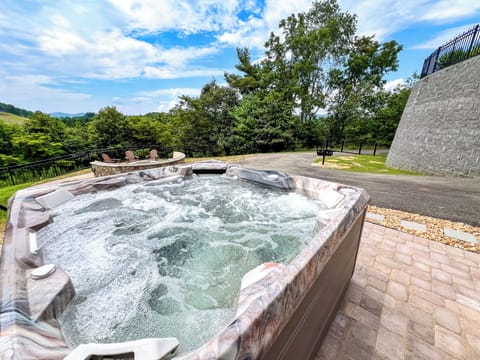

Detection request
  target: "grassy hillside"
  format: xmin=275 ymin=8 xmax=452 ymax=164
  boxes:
xmin=0 ymin=112 xmax=28 ymax=125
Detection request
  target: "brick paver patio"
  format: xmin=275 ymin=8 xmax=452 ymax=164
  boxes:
xmin=315 ymin=222 xmax=480 ymax=360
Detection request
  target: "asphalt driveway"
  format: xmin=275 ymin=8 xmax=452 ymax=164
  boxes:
xmin=238 ymin=152 xmax=480 ymax=227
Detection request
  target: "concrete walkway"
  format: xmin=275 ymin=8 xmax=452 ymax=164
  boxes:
xmin=315 ymin=223 xmax=480 ymax=360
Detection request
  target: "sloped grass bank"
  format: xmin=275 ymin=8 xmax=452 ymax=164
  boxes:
xmin=0 ymin=112 xmax=28 ymax=125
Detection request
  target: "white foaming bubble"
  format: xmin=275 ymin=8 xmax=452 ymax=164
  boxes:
xmin=41 ymin=175 xmax=324 ymax=353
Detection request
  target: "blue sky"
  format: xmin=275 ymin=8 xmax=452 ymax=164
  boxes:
xmin=1 ymin=0 xmax=479 ymax=115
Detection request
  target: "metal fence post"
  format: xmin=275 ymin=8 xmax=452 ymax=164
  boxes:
xmin=467 ymin=25 xmax=479 ymax=57
xmin=373 ymin=143 xmax=378 ymax=156
xmin=52 ymin=162 xmax=59 ymax=177
xmin=358 ymin=143 xmax=362 ymax=155
xmin=322 ymin=140 xmax=328 ymax=165
xmin=433 ymin=47 xmax=441 ymax=72
xmin=8 ymin=168 xmax=15 ymax=185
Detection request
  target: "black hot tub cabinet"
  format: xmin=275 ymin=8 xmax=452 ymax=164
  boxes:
xmin=0 ymin=161 xmax=369 ymax=360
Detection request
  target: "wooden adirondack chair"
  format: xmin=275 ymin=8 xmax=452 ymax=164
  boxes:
xmin=125 ymin=150 xmax=139 ymax=162
xmin=101 ymin=153 xmax=121 ymax=163
xmin=147 ymin=149 xmax=158 ymax=160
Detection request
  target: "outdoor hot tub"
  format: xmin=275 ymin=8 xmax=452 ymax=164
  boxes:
xmin=0 ymin=161 xmax=369 ymax=360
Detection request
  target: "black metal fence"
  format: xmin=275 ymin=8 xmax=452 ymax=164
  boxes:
xmin=1 ymin=140 xmax=391 ymax=187
xmin=316 ymin=139 xmax=390 ymax=164
xmin=0 ymin=145 xmax=174 ymax=187
xmin=421 ymin=24 xmax=480 ymax=78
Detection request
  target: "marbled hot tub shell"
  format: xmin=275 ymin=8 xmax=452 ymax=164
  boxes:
xmin=0 ymin=161 xmax=369 ymax=360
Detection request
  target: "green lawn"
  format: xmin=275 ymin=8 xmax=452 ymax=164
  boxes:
xmin=0 ymin=169 xmax=92 ymax=225
xmin=0 ymin=112 xmax=29 ymax=125
xmin=0 ymin=183 xmax=35 ymax=222
xmin=315 ymin=154 xmax=422 ymax=175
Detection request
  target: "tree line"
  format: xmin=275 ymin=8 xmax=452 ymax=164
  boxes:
xmin=0 ymin=0 xmax=414 ymax=167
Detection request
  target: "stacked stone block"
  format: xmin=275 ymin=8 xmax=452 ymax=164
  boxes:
xmin=387 ymin=56 xmax=480 ymax=177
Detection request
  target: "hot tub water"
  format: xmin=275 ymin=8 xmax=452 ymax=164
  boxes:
xmin=38 ymin=175 xmax=326 ymax=353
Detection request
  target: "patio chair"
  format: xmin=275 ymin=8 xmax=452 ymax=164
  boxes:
xmin=101 ymin=153 xmax=121 ymax=163
xmin=146 ymin=149 xmax=158 ymax=160
xmin=125 ymin=150 xmax=139 ymax=162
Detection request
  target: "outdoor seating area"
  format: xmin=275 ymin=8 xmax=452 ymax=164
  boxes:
xmin=102 ymin=150 xmax=155 ymax=164
xmin=91 ymin=151 xmax=186 ymax=177
xmin=101 ymin=149 xmax=163 ymax=163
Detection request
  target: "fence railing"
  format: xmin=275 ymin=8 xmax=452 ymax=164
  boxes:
xmin=421 ymin=25 xmax=480 ymax=78
xmin=0 ymin=145 xmax=175 ymax=187
xmin=1 ymin=141 xmax=391 ymax=187
xmin=316 ymin=139 xmax=390 ymax=164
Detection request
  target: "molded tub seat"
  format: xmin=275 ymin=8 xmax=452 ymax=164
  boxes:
xmin=0 ymin=161 xmax=369 ymax=360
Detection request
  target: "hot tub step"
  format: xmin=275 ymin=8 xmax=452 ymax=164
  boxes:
xmin=64 ymin=337 xmax=179 ymax=360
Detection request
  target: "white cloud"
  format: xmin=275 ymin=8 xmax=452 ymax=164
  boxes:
xmin=139 ymin=88 xmax=201 ymax=97
xmin=340 ymin=0 xmax=480 ymax=40
xmin=35 ymin=25 xmax=221 ymax=79
xmin=216 ymin=16 xmax=269 ymax=48
xmin=5 ymin=0 xmax=479 ymax=84
xmin=39 ymin=30 xmax=89 ymax=56
xmin=217 ymin=0 xmax=312 ymax=49
xmin=113 ymin=87 xmax=202 ymax=114
xmin=412 ymin=23 xmax=478 ymax=49
xmin=156 ymin=46 xmax=220 ymax=67
xmin=2 ymin=1 xmax=224 ymax=81
xmin=263 ymin=0 xmax=312 ymax=29
xmin=215 ymin=0 xmax=480 ymax=49
xmin=108 ymin=0 xmax=243 ymax=34
xmin=143 ymin=67 xmax=224 ymax=79
xmin=0 ymin=74 xmax=94 ymax=113
xmin=384 ymin=78 xmax=405 ymax=92
xmin=420 ymin=0 xmax=480 ymax=22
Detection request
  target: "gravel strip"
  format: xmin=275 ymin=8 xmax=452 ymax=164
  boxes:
xmin=366 ymin=205 xmax=480 ymax=253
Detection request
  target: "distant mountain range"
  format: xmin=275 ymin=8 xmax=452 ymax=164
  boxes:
xmin=49 ymin=112 xmax=86 ymax=118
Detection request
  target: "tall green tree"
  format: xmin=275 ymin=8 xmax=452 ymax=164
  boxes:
xmin=87 ymin=106 xmax=129 ymax=147
xmin=262 ymin=0 xmax=357 ymax=121
xmin=224 ymin=48 xmax=263 ymax=95
xmin=373 ymin=83 xmax=412 ymax=144
xmin=172 ymin=81 xmax=239 ymax=155
xmin=327 ymin=36 xmax=402 ymax=142
xmin=11 ymin=112 xmax=67 ymax=161
xmin=226 ymin=0 xmax=402 ymax=149
xmin=342 ymin=77 xmax=414 ymax=145
xmin=127 ymin=115 xmax=161 ymax=146
xmin=0 ymin=121 xmax=22 ymax=165
xmin=11 ymin=133 xmax=64 ymax=160
xmin=24 ymin=111 xmax=67 ymax=143
xmin=231 ymin=90 xmax=297 ymax=153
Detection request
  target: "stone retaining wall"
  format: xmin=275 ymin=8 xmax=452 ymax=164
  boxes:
xmin=90 ymin=151 xmax=186 ymax=177
xmin=386 ymin=56 xmax=480 ymax=177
